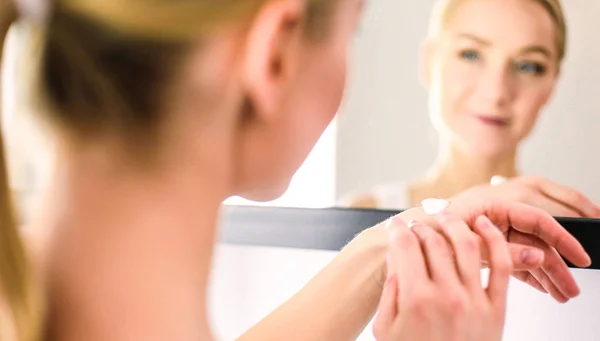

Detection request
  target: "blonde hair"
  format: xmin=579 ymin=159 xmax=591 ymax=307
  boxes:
xmin=0 ymin=0 xmax=334 ymax=339
xmin=0 ymin=4 xmax=43 ymax=341
xmin=428 ymin=0 xmax=567 ymax=62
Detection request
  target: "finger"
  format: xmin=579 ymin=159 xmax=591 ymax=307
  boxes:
xmin=474 ymin=216 xmax=513 ymax=306
xmin=522 ymin=176 xmax=600 ymax=218
xmin=480 ymin=243 xmax=544 ymax=271
xmin=375 ymin=273 xmax=399 ymax=328
xmin=483 ymin=201 xmax=591 ymax=268
xmin=476 ymin=237 xmax=544 ymax=271
xmin=506 ymin=243 xmax=545 ymax=271
xmin=387 ymin=217 xmax=430 ymax=306
xmin=512 ymin=271 xmax=548 ymax=294
xmin=509 ymin=230 xmax=580 ymax=298
xmin=528 ymin=268 xmax=570 ymax=303
xmin=435 ymin=213 xmax=482 ymax=293
xmin=411 ymin=222 xmax=459 ymax=285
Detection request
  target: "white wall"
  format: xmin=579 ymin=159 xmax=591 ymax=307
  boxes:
xmin=209 ymin=244 xmax=600 ymax=341
xmin=336 ymin=0 xmax=600 ymax=202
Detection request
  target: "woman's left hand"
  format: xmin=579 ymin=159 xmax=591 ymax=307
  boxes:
xmin=395 ymin=195 xmax=591 ymax=303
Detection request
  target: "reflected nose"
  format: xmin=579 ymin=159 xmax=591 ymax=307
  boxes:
xmin=476 ymin=65 xmax=515 ymax=109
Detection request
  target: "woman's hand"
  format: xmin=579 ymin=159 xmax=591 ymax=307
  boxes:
xmin=397 ymin=194 xmax=591 ymax=303
xmin=373 ymin=215 xmax=511 ymax=341
xmin=467 ymin=175 xmax=600 ymax=218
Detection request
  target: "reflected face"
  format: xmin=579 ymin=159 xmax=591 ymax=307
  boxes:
xmin=426 ymin=0 xmax=559 ymax=156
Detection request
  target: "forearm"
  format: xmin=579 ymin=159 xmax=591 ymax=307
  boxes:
xmin=237 ymin=226 xmax=388 ymax=341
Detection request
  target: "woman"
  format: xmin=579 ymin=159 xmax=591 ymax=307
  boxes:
xmin=345 ymin=0 xmax=600 ymax=218
xmin=0 ymin=0 xmax=591 ymax=340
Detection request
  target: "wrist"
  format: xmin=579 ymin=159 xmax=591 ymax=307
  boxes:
xmin=345 ymin=208 xmax=430 ymax=285
xmin=341 ymin=206 xmax=445 ymax=287
xmin=344 ymin=225 xmax=388 ymax=287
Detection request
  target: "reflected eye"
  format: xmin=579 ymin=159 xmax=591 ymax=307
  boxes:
xmin=460 ymin=50 xmax=479 ymax=61
xmin=515 ymin=61 xmax=546 ymax=75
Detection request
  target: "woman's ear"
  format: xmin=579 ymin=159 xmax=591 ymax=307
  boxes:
xmin=241 ymin=0 xmax=304 ymax=123
xmin=419 ymin=39 xmax=434 ymax=90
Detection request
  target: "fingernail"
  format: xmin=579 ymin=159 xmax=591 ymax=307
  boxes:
xmin=407 ymin=220 xmax=418 ymax=228
xmin=384 ymin=218 xmax=395 ymax=231
xmin=385 ymin=215 xmax=405 ymax=231
xmin=476 ymin=215 xmax=491 ymax=228
xmin=522 ymin=249 xmax=544 ymax=265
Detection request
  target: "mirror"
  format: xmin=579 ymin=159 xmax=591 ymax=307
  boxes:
xmin=334 ymin=0 xmax=600 ymax=210
xmin=219 ymin=0 xmax=600 ymax=211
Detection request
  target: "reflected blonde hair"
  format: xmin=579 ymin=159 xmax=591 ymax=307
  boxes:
xmin=0 ymin=0 xmax=335 ymax=339
xmin=428 ymin=0 xmax=567 ymax=62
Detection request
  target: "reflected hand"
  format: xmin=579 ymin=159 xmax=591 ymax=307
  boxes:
xmin=471 ymin=175 xmax=600 ymax=218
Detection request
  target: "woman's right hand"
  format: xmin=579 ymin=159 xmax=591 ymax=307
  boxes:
xmin=373 ymin=214 xmax=512 ymax=341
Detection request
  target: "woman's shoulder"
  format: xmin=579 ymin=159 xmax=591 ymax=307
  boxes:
xmin=339 ymin=181 xmax=411 ymax=210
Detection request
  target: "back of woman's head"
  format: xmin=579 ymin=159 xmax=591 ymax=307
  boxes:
xmin=40 ymin=0 xmax=339 ymax=146
xmin=40 ymin=0 xmax=354 ymax=200
xmin=0 ymin=0 xmax=350 ymax=339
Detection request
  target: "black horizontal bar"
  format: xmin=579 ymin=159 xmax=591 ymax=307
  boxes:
xmin=218 ymin=205 xmax=600 ymax=270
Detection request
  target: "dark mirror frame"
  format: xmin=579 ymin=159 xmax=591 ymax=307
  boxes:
xmin=219 ymin=205 xmax=600 ymax=270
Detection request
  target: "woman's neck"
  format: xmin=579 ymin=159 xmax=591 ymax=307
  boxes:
xmin=50 ymin=142 xmax=227 ymax=246
xmin=34 ymin=142 xmax=231 ymax=336
xmin=410 ymin=141 xmax=519 ymax=204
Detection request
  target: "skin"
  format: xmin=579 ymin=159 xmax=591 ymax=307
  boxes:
xmin=346 ymin=0 xmax=600 ymax=218
xmin=374 ymin=215 xmax=512 ymax=341
xmin=27 ymin=0 xmax=590 ymax=341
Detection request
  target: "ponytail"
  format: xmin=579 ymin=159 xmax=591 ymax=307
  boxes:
xmin=0 ymin=0 xmax=42 ymax=339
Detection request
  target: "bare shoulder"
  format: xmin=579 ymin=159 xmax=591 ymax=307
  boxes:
xmin=339 ymin=192 xmax=380 ymax=209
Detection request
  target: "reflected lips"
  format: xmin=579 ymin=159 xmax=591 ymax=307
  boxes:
xmin=476 ymin=115 xmax=509 ymax=127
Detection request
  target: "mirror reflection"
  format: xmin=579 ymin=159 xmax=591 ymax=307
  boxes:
xmin=221 ymin=0 xmax=600 ymax=215
xmin=343 ymin=0 xmax=566 ymax=209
